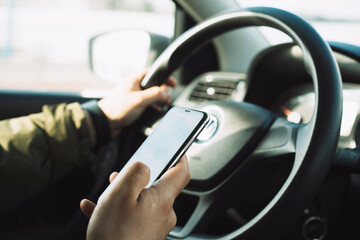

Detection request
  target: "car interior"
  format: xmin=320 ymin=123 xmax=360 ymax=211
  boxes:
xmin=1 ymin=0 xmax=360 ymax=239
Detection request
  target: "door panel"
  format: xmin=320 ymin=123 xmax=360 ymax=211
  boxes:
xmin=0 ymin=90 xmax=93 ymax=120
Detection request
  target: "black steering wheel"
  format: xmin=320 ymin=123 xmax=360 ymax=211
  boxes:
xmin=139 ymin=7 xmax=342 ymax=239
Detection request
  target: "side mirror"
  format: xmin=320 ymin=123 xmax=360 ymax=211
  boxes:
xmin=89 ymin=30 xmax=170 ymax=83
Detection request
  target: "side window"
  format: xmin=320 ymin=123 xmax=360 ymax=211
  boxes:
xmin=0 ymin=0 xmax=175 ymax=94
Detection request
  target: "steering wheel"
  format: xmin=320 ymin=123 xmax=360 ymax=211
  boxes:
xmin=139 ymin=7 xmax=342 ymax=239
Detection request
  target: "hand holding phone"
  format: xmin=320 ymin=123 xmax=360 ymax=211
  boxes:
xmin=99 ymin=106 xmax=208 ymax=201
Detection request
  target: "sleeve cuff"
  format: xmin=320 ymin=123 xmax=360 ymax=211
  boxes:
xmin=81 ymin=100 xmax=111 ymax=151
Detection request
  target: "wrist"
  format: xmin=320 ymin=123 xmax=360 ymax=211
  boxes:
xmin=97 ymin=98 xmax=123 ymax=139
xmin=81 ymin=100 xmax=112 ymax=151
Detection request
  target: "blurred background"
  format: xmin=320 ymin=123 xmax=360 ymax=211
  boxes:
xmin=240 ymin=0 xmax=360 ymax=46
xmin=0 ymin=0 xmax=175 ymax=93
xmin=0 ymin=0 xmax=359 ymax=94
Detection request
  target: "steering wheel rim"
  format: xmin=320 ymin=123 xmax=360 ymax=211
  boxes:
xmin=141 ymin=7 xmax=342 ymax=239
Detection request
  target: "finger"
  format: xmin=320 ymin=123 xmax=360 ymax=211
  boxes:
xmin=153 ymin=156 xmax=190 ymax=198
xmin=133 ymin=71 xmax=148 ymax=86
xmin=80 ymin=199 xmax=96 ymax=218
xmin=111 ymin=161 xmax=151 ymax=202
xmin=139 ymin=85 xmax=172 ymax=106
xmin=136 ymin=72 xmax=176 ymax=89
xmin=109 ymin=172 xmax=118 ymax=183
xmin=164 ymin=76 xmax=177 ymax=88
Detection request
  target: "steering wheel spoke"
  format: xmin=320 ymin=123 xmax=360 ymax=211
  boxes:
xmin=252 ymin=117 xmax=299 ymax=161
xmin=171 ymin=192 xmax=215 ymax=238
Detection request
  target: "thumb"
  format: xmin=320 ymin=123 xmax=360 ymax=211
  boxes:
xmin=139 ymin=85 xmax=172 ymax=106
xmin=153 ymin=156 xmax=190 ymax=198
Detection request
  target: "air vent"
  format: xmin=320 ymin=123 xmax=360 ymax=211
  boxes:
xmin=189 ymin=80 xmax=239 ymax=102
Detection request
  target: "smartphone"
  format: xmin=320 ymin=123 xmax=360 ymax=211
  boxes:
xmin=127 ymin=106 xmax=209 ymax=188
xmin=100 ymin=107 xmax=208 ymax=200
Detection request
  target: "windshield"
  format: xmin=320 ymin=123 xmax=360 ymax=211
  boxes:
xmin=239 ymin=0 xmax=360 ymax=46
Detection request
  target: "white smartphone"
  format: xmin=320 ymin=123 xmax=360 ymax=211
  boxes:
xmin=99 ymin=106 xmax=208 ymax=201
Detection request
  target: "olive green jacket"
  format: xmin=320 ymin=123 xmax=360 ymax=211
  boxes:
xmin=0 ymin=103 xmax=94 ymax=214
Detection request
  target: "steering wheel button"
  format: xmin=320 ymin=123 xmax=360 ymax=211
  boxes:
xmin=196 ymin=114 xmax=218 ymax=142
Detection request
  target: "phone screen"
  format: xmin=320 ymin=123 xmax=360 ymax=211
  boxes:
xmin=123 ymin=107 xmax=208 ymax=188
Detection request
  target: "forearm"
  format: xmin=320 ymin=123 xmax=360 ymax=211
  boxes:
xmin=0 ymin=102 xmax=94 ymax=214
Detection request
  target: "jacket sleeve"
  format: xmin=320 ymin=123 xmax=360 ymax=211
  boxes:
xmin=0 ymin=102 xmax=94 ymax=214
